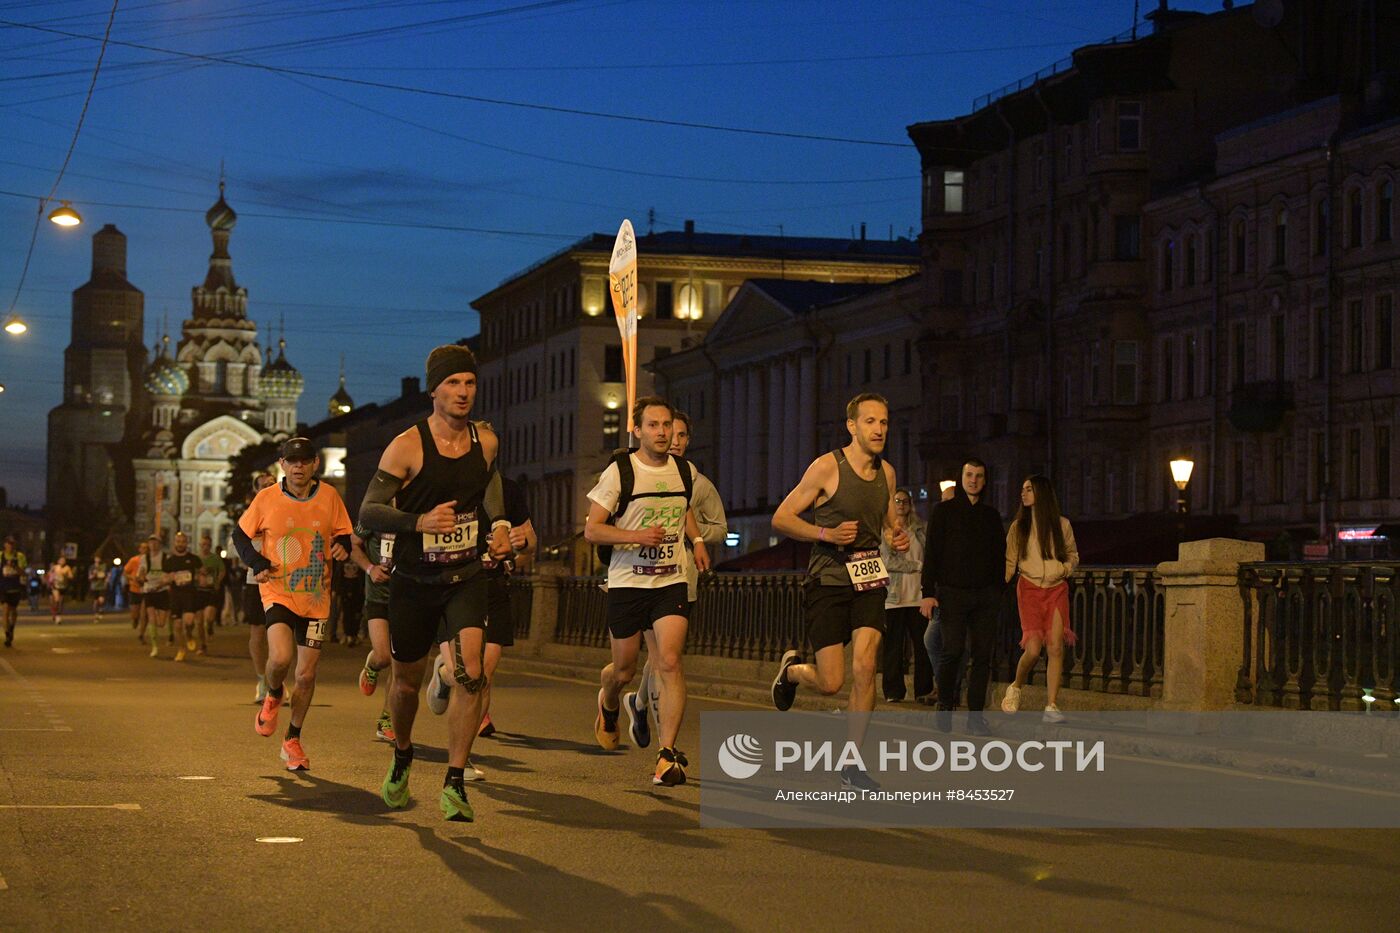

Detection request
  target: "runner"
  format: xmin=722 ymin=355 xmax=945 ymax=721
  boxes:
xmin=196 ymin=533 xmax=226 ymax=648
xmin=1 ymin=536 xmax=27 ymax=647
xmin=233 ymin=438 xmax=353 ymax=772
xmin=125 ymin=543 xmax=146 ymax=637
xmin=425 ymin=470 xmax=536 ymax=757
xmin=769 ymin=393 xmax=908 ymax=790
xmin=621 ymin=409 xmax=726 ymax=751
xmin=48 ymin=556 xmax=73 ymax=624
xmin=138 ymin=535 xmax=171 ymax=657
xmin=584 ymin=396 xmax=710 ymax=786
xmin=359 ymin=344 xmax=512 ymax=821
xmin=165 ymin=531 xmax=204 ymax=662
xmin=235 ymin=474 xmax=277 ymax=702
xmin=88 ymin=556 xmax=108 ymax=617
xmin=350 ymin=527 xmax=396 ymax=742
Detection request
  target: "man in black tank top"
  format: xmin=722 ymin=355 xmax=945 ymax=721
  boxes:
xmin=359 ymin=344 xmax=511 ymax=823
xmin=769 ymin=394 xmax=908 ymax=787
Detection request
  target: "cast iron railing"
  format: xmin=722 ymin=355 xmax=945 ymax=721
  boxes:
xmin=1237 ymin=562 xmax=1400 ymax=710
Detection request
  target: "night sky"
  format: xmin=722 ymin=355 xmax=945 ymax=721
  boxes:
xmin=0 ymin=0 xmax=1222 ymax=507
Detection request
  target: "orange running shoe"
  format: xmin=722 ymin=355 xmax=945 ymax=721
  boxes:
xmin=280 ymin=737 xmax=309 ymax=771
xmin=255 ymin=694 xmax=282 ymax=737
xmin=594 ymin=688 xmax=620 ymax=751
xmin=478 ymin=712 xmax=495 ymax=738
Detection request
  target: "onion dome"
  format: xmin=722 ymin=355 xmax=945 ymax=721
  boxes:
xmin=143 ymin=335 xmax=189 ymax=397
xmin=258 ymin=337 xmax=304 ymax=402
xmin=328 ymin=375 xmax=354 ymax=416
xmin=205 ymin=180 xmax=237 ymax=231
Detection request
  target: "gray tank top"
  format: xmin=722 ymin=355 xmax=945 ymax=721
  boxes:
xmin=808 ymin=448 xmax=889 ymax=586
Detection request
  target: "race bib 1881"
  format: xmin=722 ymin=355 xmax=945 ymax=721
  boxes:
xmin=422 ymin=512 xmax=478 ymax=565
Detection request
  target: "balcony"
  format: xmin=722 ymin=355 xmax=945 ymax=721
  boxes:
xmin=1228 ymin=380 xmax=1294 ymax=433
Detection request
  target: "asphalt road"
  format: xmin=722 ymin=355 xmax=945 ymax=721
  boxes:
xmin=1 ymin=607 xmax=1396 ymax=932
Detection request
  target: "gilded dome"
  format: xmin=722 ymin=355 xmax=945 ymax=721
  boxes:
xmin=328 ymin=377 xmax=354 ymax=416
xmin=258 ymin=338 xmax=304 ymax=402
xmin=143 ymin=338 xmax=188 ymax=397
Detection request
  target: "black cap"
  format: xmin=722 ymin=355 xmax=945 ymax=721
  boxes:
xmin=279 ymin=437 xmax=317 ymax=461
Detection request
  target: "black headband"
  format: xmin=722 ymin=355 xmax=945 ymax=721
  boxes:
xmin=426 ymin=346 xmax=477 ymax=393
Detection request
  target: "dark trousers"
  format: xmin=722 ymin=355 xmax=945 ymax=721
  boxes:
xmin=882 ymin=606 xmax=933 ymax=700
xmin=936 ymin=584 xmax=1002 ymax=712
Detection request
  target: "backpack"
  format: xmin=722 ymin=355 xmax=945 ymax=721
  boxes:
xmin=596 ymin=449 xmax=694 ymax=566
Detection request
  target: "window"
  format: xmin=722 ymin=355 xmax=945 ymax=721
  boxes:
xmin=1160 ymin=339 xmax=1175 ymax=401
xmin=654 ymin=282 xmax=674 ymax=320
xmin=1160 ymin=238 xmax=1174 ymax=292
xmin=603 ymin=344 xmax=623 ymax=382
xmin=1231 ymin=321 xmax=1247 ymax=388
xmin=1116 ymin=101 xmax=1142 ymax=151
xmin=1272 ymin=314 xmax=1287 ymax=382
xmin=602 ymin=410 xmax=620 ymax=451
xmin=943 ymin=170 xmax=964 ymax=213
xmin=704 ymin=281 xmax=722 ymax=316
xmin=1232 ymin=218 xmax=1247 ymax=273
xmin=1348 ymin=429 xmax=1362 ymax=499
xmin=1379 ymin=181 xmax=1394 ymax=242
xmin=1273 ymin=208 xmax=1288 ymax=267
xmin=1113 ymin=341 xmax=1139 ymax=405
xmin=923 ymin=172 xmax=936 ymax=216
xmin=1348 ymin=188 xmax=1364 ymax=249
xmin=882 ymin=344 xmax=891 ymax=379
xmin=1378 ymin=295 xmax=1395 ymax=370
xmin=1184 ymin=333 xmax=1197 ymax=396
xmin=1185 ymin=235 xmax=1197 ymax=286
xmin=1347 ymin=299 xmax=1364 ymax=373
xmin=1114 ymin=215 xmax=1140 ymax=260
xmin=1311 ymin=308 xmax=1326 ymax=378
xmin=677 ymin=283 xmax=700 ymax=320
xmin=1378 ymin=427 xmax=1392 ymax=498
xmin=1314 ymin=199 xmax=1329 ymax=256
xmin=570 ymin=347 xmax=577 ymax=386
xmin=1271 ymin=440 xmax=1285 ymax=503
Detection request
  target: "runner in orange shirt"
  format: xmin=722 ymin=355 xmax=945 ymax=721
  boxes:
xmin=232 ymin=438 xmax=353 ymax=772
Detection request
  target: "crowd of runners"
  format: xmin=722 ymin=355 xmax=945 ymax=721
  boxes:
xmin=1 ymin=341 xmax=1080 ymax=820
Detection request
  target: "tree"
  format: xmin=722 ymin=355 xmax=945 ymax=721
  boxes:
xmin=224 ymin=440 xmax=279 ymax=519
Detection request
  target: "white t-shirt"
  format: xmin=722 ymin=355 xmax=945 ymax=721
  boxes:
xmin=587 ymin=454 xmax=693 ymax=591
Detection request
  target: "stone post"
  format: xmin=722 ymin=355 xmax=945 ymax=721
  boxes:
xmin=524 ymin=563 xmax=567 ymax=653
xmin=1156 ymin=537 xmax=1264 ymax=710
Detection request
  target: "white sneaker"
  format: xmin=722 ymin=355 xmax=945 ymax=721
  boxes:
xmin=463 ymin=758 xmax=485 ymax=781
xmin=426 ymin=663 xmax=450 ymax=715
xmin=1001 ymin=685 xmax=1021 ymax=713
xmin=1042 ymin=704 xmax=1066 ymax=724
xmin=148 ymin=641 xmax=159 ymax=659
xmin=254 ymin=678 xmax=268 ymax=704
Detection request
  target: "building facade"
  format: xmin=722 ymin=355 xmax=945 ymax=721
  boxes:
xmin=472 ymin=226 xmax=919 ymax=557
xmin=909 ymin=1 xmax=1400 ymax=552
xmin=652 ymin=276 xmax=925 ymax=560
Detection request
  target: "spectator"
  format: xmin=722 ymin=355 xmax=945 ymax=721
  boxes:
xmin=881 ymin=488 xmax=931 ymax=703
xmin=1001 ymin=475 xmax=1078 ymax=723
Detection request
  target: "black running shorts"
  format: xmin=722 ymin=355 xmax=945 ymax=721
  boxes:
xmin=197 ymin=590 xmax=220 ymax=612
xmin=242 ymin=584 xmax=266 ymax=625
xmin=127 ymin=590 xmax=143 ymax=607
xmin=388 ymin=573 xmax=487 ymax=663
xmin=0 ymin=590 xmax=20 ymax=608
xmin=169 ymin=588 xmax=200 ymax=617
xmin=485 ymin=573 xmax=514 ymax=647
xmin=145 ymin=590 xmax=170 ymax=613
xmin=804 ymin=579 xmax=886 ymax=651
xmin=364 ymin=599 xmax=389 ymax=621
xmin=605 ymin=582 xmax=688 ymax=640
xmin=264 ymin=603 xmax=327 ymax=650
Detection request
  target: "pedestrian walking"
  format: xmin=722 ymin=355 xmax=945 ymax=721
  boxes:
xmin=1001 ymin=475 xmax=1078 ymax=723
xmin=919 ymin=458 xmax=1004 ymax=734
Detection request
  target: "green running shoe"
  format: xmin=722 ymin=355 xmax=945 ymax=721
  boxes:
xmin=440 ymin=782 xmax=474 ymax=822
xmin=381 ymin=753 xmax=412 ymax=809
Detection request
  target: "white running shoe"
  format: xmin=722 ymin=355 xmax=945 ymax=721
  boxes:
xmin=426 ymin=662 xmax=450 ymax=715
xmin=1001 ymin=684 xmax=1021 ymax=713
xmin=463 ymin=758 xmax=485 ymax=781
xmin=1042 ymin=704 xmax=1066 ymax=724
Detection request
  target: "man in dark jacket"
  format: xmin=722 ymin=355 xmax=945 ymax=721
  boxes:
xmin=920 ymin=458 xmax=1003 ymax=732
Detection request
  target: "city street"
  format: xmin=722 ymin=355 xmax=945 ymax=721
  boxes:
xmin=0 ymin=608 xmax=1395 ymax=931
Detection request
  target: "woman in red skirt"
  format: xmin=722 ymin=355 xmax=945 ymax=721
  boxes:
xmin=1000 ymin=475 xmax=1078 ymax=722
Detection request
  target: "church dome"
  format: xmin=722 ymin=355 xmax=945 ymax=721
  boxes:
xmin=205 ymin=185 xmax=237 ymax=231
xmin=258 ymin=338 xmax=304 ymax=402
xmin=328 ymin=377 xmax=354 ymax=416
xmin=143 ymin=338 xmax=189 ymax=397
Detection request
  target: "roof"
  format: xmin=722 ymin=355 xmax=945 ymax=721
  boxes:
xmin=745 ymin=278 xmax=893 ymax=314
xmin=476 ymin=228 xmax=919 ymax=305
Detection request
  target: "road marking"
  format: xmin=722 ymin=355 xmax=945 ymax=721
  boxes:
xmin=0 ymin=870 xmax=7 ymax=890
xmin=256 ymin=836 xmax=302 ymax=844
xmin=178 ymin=776 xmax=215 ymax=781
xmin=0 ymin=655 xmax=71 ymax=732
xmin=0 ymin=804 xmax=141 ymax=810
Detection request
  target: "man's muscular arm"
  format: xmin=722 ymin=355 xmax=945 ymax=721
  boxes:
xmin=359 ymin=469 xmax=419 ymax=533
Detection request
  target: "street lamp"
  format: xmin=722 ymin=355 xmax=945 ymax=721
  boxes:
xmin=3 ymin=315 xmax=27 ymax=336
xmin=47 ymin=200 xmax=82 ymax=227
xmin=1170 ymin=457 xmax=1195 ymax=542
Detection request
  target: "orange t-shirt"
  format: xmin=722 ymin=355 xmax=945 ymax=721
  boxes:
xmin=237 ymin=480 xmax=353 ymax=620
xmin=123 ymin=555 xmax=142 ymax=592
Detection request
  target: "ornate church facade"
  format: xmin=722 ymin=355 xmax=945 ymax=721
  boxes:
xmin=47 ymin=186 xmax=306 ymax=555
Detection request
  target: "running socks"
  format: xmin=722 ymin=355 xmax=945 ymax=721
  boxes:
xmin=268 ymin=684 xmax=285 ymax=700
xmin=394 ymin=745 xmax=414 ymax=767
xmin=445 ymin=766 xmax=465 ymax=786
xmin=286 ymin=722 xmax=302 ymax=740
